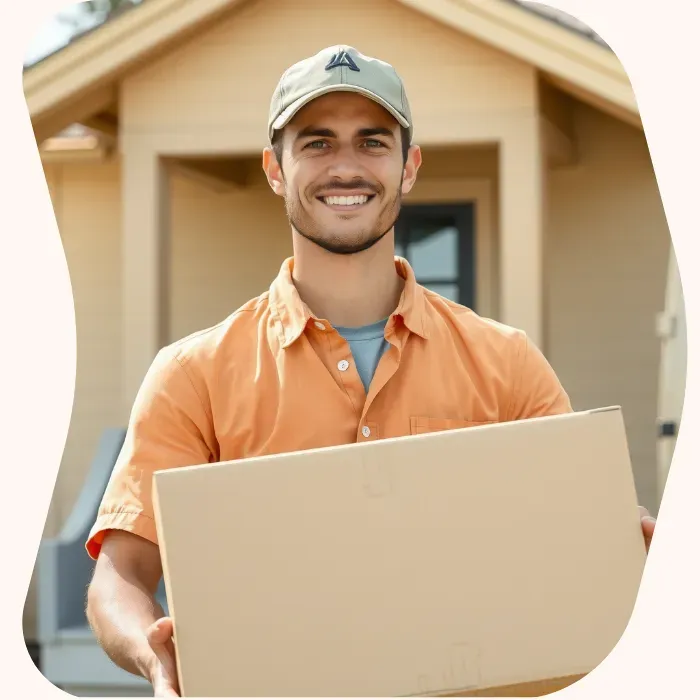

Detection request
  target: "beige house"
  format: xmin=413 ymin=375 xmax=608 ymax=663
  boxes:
xmin=23 ymin=0 xmax=677 ymax=693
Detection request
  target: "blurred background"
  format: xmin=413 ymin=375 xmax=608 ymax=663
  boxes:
xmin=22 ymin=0 xmax=685 ymax=696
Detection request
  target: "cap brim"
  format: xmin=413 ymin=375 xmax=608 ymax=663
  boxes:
xmin=269 ymin=84 xmax=411 ymax=141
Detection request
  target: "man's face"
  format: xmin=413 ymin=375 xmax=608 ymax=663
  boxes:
xmin=263 ymin=92 xmax=421 ymax=255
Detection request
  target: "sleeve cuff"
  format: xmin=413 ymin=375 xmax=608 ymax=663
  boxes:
xmin=85 ymin=510 xmax=158 ymax=561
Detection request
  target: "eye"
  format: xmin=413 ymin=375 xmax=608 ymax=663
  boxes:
xmin=363 ymin=139 xmax=385 ymax=148
xmin=304 ymin=140 xmax=329 ymax=150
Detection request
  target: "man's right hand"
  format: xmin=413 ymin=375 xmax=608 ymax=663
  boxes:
xmin=146 ymin=617 xmax=180 ymax=697
xmin=86 ymin=532 xmax=181 ymax=697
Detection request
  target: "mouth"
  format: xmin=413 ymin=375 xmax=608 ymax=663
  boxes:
xmin=317 ymin=194 xmax=376 ymax=211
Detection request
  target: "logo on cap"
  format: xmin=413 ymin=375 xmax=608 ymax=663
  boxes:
xmin=325 ymin=50 xmax=360 ymax=72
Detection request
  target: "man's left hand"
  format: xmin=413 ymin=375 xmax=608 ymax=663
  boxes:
xmin=639 ymin=505 xmax=656 ymax=552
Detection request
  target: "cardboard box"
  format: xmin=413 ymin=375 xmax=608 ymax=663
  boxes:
xmin=153 ymin=407 xmax=646 ymax=697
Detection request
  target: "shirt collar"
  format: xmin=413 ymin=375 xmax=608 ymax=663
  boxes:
xmin=269 ymin=256 xmax=430 ymax=349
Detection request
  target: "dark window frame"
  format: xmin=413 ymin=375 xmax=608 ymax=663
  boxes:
xmin=394 ymin=202 xmax=476 ymax=309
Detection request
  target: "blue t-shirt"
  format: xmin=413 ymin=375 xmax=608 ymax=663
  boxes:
xmin=335 ymin=318 xmax=390 ymax=394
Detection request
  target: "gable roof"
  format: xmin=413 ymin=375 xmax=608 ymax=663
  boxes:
xmin=24 ymin=0 xmax=639 ymax=143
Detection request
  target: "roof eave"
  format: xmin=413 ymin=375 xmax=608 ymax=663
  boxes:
xmin=24 ymin=0 xmax=246 ymax=141
xmin=397 ymin=0 xmax=638 ymax=117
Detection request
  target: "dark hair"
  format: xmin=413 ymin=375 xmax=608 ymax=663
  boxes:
xmin=271 ymin=125 xmax=412 ymax=170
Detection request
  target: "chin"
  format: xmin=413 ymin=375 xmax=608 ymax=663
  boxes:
xmin=290 ymin=209 xmax=392 ymax=255
xmin=320 ymin=231 xmax=387 ymax=256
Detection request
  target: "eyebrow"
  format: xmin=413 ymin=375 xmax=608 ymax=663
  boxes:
xmin=295 ymin=127 xmax=335 ymax=141
xmin=294 ymin=126 xmax=397 ymax=142
xmin=358 ymin=127 xmax=396 ymax=140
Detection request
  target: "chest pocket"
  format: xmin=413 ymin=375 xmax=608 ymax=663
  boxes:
xmin=409 ymin=416 xmax=498 ymax=435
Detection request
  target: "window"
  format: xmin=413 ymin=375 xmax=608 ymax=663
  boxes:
xmin=394 ymin=203 xmax=475 ymax=308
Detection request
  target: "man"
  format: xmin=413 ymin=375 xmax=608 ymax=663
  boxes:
xmin=85 ymin=46 xmax=656 ymax=697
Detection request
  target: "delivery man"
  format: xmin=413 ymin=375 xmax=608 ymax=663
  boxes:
xmin=84 ymin=46 xmax=657 ymax=697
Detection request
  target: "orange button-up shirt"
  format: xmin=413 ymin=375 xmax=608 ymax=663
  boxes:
xmin=86 ymin=257 xmax=572 ymax=559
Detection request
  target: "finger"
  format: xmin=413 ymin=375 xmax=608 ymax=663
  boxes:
xmin=147 ymin=620 xmax=179 ymax=685
xmin=147 ymin=617 xmax=174 ymax=646
xmin=640 ymin=516 xmax=655 ymax=553
xmin=638 ymin=505 xmax=651 ymax=520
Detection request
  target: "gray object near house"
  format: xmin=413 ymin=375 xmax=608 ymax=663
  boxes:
xmin=38 ymin=427 xmax=168 ymax=697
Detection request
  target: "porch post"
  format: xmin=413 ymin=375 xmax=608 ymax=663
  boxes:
xmin=121 ymin=146 xmax=170 ymax=413
xmin=498 ymin=117 xmax=545 ymax=350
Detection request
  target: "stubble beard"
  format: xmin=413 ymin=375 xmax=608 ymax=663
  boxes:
xmin=285 ymin=183 xmax=404 ymax=256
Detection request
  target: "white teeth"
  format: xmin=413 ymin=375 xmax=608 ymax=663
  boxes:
xmin=323 ymin=195 xmax=369 ymax=206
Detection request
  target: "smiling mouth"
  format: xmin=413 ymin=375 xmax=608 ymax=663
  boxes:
xmin=317 ymin=194 xmax=376 ymax=210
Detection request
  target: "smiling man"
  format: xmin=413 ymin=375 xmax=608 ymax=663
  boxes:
xmin=275 ymin=118 xmax=402 ymax=255
xmin=84 ymin=46 xmax=656 ymax=697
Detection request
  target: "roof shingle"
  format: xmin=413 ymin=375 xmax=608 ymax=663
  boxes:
xmin=506 ymin=0 xmax=609 ymax=48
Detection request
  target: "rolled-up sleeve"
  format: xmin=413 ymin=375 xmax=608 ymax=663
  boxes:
xmin=85 ymin=347 xmax=217 ymax=560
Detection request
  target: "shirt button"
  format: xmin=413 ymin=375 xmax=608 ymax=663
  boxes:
xmin=338 ymin=360 xmax=349 ymax=371
xmin=314 ymin=321 xmax=325 ymax=331
xmin=362 ymin=426 xmax=371 ymax=438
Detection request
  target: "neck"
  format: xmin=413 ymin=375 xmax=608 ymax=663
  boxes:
xmin=291 ymin=230 xmax=404 ymax=328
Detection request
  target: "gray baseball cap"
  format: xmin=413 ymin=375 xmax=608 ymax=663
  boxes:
xmin=268 ymin=45 xmax=413 ymax=142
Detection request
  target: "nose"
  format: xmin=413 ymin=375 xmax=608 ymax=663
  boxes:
xmin=326 ymin=143 xmax=364 ymax=180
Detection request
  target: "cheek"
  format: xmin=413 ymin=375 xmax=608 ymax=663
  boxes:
xmin=295 ymin=179 xmax=319 ymax=204
xmin=282 ymin=176 xmax=304 ymax=200
xmin=289 ymin=180 xmax=320 ymax=211
xmin=374 ymin=161 xmax=404 ymax=192
xmin=291 ymin=162 xmax=324 ymax=195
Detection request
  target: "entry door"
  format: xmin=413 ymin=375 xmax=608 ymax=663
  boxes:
xmin=394 ymin=203 xmax=475 ymax=309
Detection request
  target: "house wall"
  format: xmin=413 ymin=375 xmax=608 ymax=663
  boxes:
xmin=23 ymin=159 xmax=124 ymax=642
xmin=169 ymin=173 xmax=290 ymax=340
xmin=120 ymin=0 xmax=537 ymax=152
xmin=546 ymin=101 xmax=671 ymax=513
xmin=656 ymin=249 xmax=686 ymax=499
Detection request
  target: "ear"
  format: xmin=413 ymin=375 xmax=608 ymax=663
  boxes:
xmin=400 ymin=144 xmax=422 ymax=195
xmin=262 ymin=147 xmax=286 ymax=197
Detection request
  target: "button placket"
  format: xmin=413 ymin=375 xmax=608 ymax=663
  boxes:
xmin=356 ymin=327 xmax=404 ymax=444
xmin=313 ymin=325 xmax=364 ymax=414
xmin=358 ymin=421 xmax=379 ymax=441
xmin=362 ymin=332 xmax=403 ymax=413
xmin=334 ymin=342 xmax=363 ymax=409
